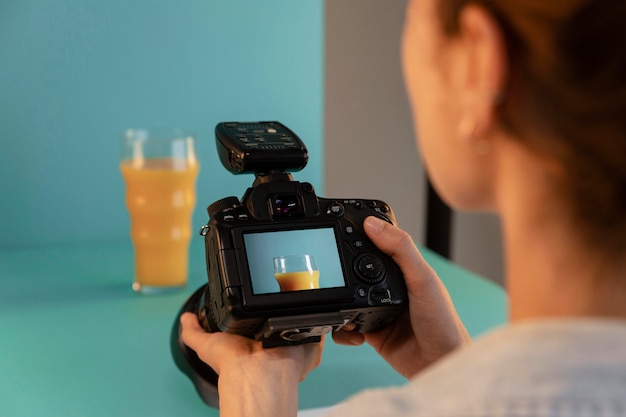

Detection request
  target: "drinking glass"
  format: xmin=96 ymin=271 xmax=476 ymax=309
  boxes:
xmin=273 ymin=255 xmax=320 ymax=292
xmin=120 ymin=128 xmax=199 ymax=294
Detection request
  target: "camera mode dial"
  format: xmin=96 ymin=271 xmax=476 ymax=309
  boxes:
xmin=207 ymin=196 xmax=240 ymax=217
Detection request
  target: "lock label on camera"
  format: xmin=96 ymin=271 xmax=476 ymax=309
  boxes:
xmin=370 ymin=288 xmax=393 ymax=304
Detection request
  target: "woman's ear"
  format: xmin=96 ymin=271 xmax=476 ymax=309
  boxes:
xmin=452 ymin=4 xmax=508 ymax=143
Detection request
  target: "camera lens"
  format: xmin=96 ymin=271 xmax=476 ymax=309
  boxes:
xmin=272 ymin=194 xmax=300 ymax=215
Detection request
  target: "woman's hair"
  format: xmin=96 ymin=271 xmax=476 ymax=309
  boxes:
xmin=439 ymin=0 xmax=626 ymax=255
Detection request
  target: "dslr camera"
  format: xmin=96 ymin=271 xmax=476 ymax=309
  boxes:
xmin=172 ymin=121 xmax=407 ymax=407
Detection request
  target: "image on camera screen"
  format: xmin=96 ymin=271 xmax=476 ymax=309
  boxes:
xmin=243 ymin=227 xmax=346 ymax=295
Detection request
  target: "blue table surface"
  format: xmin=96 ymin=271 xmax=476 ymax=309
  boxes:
xmin=0 ymin=239 xmax=506 ymax=416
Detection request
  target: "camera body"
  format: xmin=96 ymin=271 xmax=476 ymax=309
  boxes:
xmin=197 ymin=121 xmax=407 ymax=347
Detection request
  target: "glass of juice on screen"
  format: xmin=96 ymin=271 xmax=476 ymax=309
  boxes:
xmin=120 ymin=128 xmax=199 ymax=294
xmin=273 ymin=255 xmax=320 ymax=292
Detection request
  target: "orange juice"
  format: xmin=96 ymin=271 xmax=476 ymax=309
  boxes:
xmin=120 ymin=158 xmax=199 ymax=290
xmin=274 ymin=270 xmax=320 ymax=292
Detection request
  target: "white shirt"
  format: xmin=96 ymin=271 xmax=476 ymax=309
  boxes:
xmin=323 ymin=319 xmax=626 ymax=416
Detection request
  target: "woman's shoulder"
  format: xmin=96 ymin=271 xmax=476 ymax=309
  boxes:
xmin=324 ymin=319 xmax=626 ymax=417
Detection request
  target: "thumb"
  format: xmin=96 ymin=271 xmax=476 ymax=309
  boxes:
xmin=364 ymin=216 xmax=469 ymax=343
xmin=363 ymin=216 xmax=416 ymax=258
xmin=363 ymin=216 xmax=436 ymax=293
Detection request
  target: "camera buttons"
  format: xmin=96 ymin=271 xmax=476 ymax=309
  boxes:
xmin=327 ymin=202 xmax=344 ymax=217
xmin=355 ymin=254 xmax=385 ymax=283
xmin=370 ymin=288 xmax=393 ymax=304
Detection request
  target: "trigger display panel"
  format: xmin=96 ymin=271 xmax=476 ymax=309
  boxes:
xmin=243 ymin=227 xmax=346 ymax=295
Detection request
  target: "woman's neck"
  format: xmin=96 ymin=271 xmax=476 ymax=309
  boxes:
xmin=494 ymin=138 xmax=626 ymax=321
xmin=503 ymin=211 xmax=626 ymax=321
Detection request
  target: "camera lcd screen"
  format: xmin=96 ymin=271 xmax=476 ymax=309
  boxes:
xmin=243 ymin=227 xmax=346 ymax=295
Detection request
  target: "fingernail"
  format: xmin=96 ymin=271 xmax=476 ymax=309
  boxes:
xmin=364 ymin=216 xmax=385 ymax=234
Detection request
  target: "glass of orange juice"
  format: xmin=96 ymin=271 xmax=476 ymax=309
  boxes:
xmin=120 ymin=128 xmax=199 ymax=294
xmin=273 ymin=255 xmax=320 ymax=292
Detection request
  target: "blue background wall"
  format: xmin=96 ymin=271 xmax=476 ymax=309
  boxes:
xmin=0 ymin=0 xmax=324 ymax=247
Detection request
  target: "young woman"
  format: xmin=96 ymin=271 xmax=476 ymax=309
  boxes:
xmin=181 ymin=0 xmax=626 ymax=415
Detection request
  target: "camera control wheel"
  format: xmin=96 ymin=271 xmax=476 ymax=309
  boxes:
xmin=354 ymin=254 xmax=386 ymax=284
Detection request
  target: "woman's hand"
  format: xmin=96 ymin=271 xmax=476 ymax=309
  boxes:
xmin=180 ymin=312 xmax=324 ymax=417
xmin=333 ymin=216 xmax=470 ymax=379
